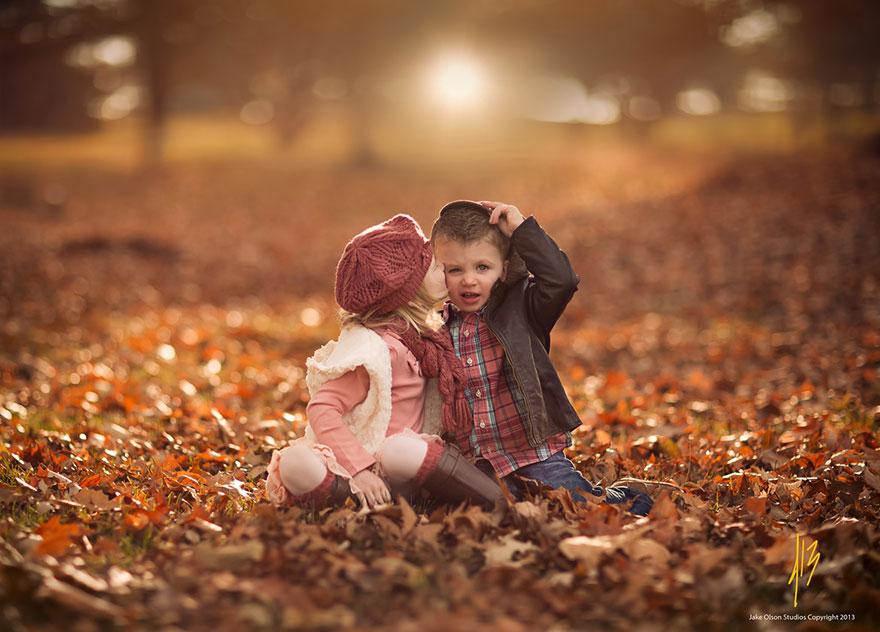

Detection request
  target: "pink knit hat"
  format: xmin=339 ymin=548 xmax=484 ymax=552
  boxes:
xmin=335 ymin=214 xmax=433 ymax=314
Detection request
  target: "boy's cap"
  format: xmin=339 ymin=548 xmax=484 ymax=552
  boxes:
xmin=335 ymin=214 xmax=433 ymax=315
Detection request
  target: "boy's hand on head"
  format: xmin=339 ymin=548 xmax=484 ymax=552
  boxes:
xmin=480 ymin=201 xmax=525 ymax=237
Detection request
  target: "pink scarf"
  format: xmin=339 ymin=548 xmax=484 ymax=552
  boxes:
xmin=393 ymin=321 xmax=471 ymax=435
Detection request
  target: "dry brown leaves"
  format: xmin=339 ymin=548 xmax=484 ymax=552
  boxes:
xmin=1 ymin=154 xmax=879 ymax=630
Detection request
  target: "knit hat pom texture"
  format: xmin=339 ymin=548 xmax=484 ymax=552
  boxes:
xmin=335 ymin=214 xmax=433 ymax=315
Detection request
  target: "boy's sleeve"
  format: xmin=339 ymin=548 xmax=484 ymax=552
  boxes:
xmin=509 ymin=216 xmax=580 ymax=338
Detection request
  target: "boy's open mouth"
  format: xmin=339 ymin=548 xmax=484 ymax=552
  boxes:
xmin=459 ymin=291 xmax=482 ymax=304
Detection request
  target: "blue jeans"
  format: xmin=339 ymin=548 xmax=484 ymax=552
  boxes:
xmin=478 ymin=452 xmax=653 ymax=516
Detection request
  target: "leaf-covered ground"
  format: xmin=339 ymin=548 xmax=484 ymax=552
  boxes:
xmin=1 ymin=150 xmax=879 ymax=631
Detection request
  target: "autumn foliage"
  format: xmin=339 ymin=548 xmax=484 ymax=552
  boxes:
xmin=1 ymin=152 xmax=879 ymax=630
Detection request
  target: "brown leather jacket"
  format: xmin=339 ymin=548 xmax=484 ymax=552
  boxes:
xmin=480 ymin=216 xmax=582 ymax=446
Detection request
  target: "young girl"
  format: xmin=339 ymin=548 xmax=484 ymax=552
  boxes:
xmin=266 ymin=214 xmax=503 ymax=510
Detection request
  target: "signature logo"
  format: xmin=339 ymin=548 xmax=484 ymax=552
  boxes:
xmin=788 ymin=533 xmax=820 ymax=608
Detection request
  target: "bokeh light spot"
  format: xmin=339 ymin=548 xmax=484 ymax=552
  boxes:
xmin=677 ymin=88 xmax=721 ymax=116
xmin=240 ymin=99 xmax=275 ymax=125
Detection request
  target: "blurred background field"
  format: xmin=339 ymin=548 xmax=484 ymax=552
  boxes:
xmin=3 ymin=0 xmax=880 ymax=170
xmin=3 ymin=108 xmax=880 ymax=171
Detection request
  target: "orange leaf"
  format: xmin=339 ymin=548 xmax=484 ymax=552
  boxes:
xmin=236 ymin=384 xmax=255 ymax=399
xmin=159 ymin=453 xmax=187 ymax=471
xmin=166 ymin=470 xmax=207 ymax=490
xmin=738 ymin=445 xmax=754 ymax=458
xmin=743 ymin=496 xmax=768 ymax=515
xmin=604 ymin=371 xmax=628 ymax=389
xmin=729 ymin=475 xmax=744 ymax=494
xmin=686 ymin=369 xmax=714 ymax=393
xmin=194 ymin=451 xmax=231 ymax=464
xmin=568 ymin=365 xmax=587 ymax=382
xmin=35 ymin=516 xmax=82 ymax=556
xmin=184 ymin=504 xmax=213 ymax=524
xmin=79 ymin=474 xmax=103 ymax=488
xmin=803 ymin=452 xmax=827 ymax=468
xmin=122 ymin=395 xmax=137 ymax=412
xmin=124 ymin=510 xmax=150 ymax=531
xmin=145 ymin=498 xmax=170 ymax=525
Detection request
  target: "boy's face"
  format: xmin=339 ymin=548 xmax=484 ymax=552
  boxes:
xmin=433 ymin=237 xmax=508 ymax=313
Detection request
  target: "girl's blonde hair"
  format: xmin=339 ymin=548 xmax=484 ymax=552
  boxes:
xmin=340 ymin=283 xmax=444 ymax=335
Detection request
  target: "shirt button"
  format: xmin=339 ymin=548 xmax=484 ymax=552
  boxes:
xmin=466 ymin=357 xmax=473 ymax=366
xmin=479 ymin=421 xmax=486 ymax=429
xmin=475 ymin=389 xmax=482 ymax=398
xmin=463 ymin=329 xmax=470 ymax=337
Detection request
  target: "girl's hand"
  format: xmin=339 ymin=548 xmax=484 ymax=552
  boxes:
xmin=480 ymin=201 xmax=525 ymax=237
xmin=351 ymin=469 xmax=392 ymax=509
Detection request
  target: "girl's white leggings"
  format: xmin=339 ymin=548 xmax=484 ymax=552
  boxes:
xmin=277 ymin=433 xmax=431 ymax=495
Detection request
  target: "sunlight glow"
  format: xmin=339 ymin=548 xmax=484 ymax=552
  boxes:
xmin=426 ymin=54 xmax=487 ymax=109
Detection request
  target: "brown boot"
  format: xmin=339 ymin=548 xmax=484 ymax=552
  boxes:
xmin=418 ymin=444 xmax=504 ymax=509
xmin=291 ymin=472 xmax=354 ymax=508
xmin=325 ymin=475 xmax=355 ymax=506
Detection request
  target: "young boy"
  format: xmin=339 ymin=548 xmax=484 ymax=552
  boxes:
xmin=431 ymin=200 xmax=653 ymax=515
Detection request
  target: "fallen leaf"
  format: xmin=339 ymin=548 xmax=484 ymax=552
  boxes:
xmin=862 ymin=468 xmax=880 ymax=492
xmin=35 ymin=516 xmax=83 ymax=556
xmin=743 ymin=496 xmax=768 ymax=515
xmin=123 ymin=511 xmax=150 ymax=531
xmin=627 ymin=538 xmax=671 ymax=566
xmin=194 ymin=540 xmax=265 ymax=570
xmin=36 ymin=576 xmax=123 ymax=620
xmin=398 ymin=495 xmax=418 ymax=537
xmin=558 ymin=525 xmax=651 ymax=566
xmin=484 ymin=533 xmax=539 ymax=568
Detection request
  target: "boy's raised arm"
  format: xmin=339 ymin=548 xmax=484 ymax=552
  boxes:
xmin=482 ymin=201 xmax=579 ymax=338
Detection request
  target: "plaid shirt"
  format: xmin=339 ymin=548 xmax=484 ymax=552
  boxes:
xmin=446 ymin=307 xmax=570 ymax=477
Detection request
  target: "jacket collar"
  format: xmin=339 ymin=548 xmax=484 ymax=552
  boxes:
xmin=502 ymin=247 xmax=529 ymax=286
xmin=442 ymin=300 xmax=487 ymax=323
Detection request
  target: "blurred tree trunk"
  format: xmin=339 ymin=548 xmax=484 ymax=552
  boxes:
xmin=820 ymin=79 xmax=844 ymax=143
xmin=863 ymin=65 xmax=877 ymax=115
xmin=137 ymin=1 xmax=167 ymax=166
xmin=619 ymin=115 xmax=655 ymax=145
xmin=619 ymin=94 xmax=661 ymax=145
xmin=0 ymin=55 xmax=9 ymax=129
xmin=348 ymin=93 xmax=378 ymax=168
